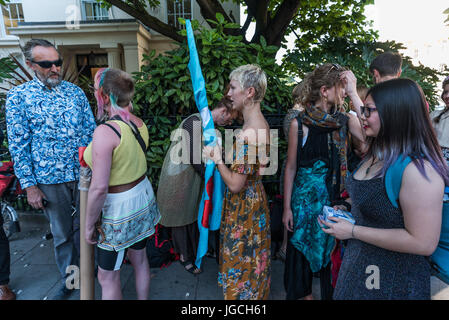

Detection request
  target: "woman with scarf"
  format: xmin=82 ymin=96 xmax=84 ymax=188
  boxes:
xmin=282 ymin=64 xmax=365 ymax=300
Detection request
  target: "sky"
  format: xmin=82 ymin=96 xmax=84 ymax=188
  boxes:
xmin=241 ymin=1 xmax=449 ymax=70
xmin=365 ymin=0 xmax=449 ymax=70
xmin=241 ymin=0 xmax=449 ymax=105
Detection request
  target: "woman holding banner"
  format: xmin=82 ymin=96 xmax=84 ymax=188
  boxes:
xmin=204 ymin=64 xmax=271 ymax=300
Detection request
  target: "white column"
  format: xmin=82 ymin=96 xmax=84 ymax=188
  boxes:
xmin=106 ymin=47 xmax=122 ymax=70
xmin=0 ymin=9 xmax=7 ymax=38
xmin=123 ymin=44 xmax=139 ymax=74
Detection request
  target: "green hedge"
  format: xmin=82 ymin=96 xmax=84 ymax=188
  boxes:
xmin=132 ymin=16 xmax=293 ymax=191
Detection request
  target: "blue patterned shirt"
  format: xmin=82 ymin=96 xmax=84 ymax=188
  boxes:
xmin=5 ymin=77 xmax=96 ymax=189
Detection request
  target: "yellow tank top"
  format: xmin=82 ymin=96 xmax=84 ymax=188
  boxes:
xmin=84 ymin=120 xmax=149 ymax=186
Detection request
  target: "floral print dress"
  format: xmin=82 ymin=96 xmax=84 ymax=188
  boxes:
xmin=218 ymin=139 xmax=271 ymax=300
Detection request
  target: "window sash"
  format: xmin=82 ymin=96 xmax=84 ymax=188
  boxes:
xmin=2 ymin=3 xmax=24 ymax=28
xmin=82 ymin=0 xmax=109 ymax=21
xmin=167 ymin=0 xmax=192 ymax=28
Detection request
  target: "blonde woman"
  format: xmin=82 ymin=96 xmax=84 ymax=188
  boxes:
xmin=204 ymin=64 xmax=271 ymax=300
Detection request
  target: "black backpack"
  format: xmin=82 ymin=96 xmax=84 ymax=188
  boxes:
xmin=146 ymin=224 xmax=179 ymax=268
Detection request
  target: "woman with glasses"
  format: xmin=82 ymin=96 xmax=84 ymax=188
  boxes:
xmin=282 ymin=63 xmax=365 ymax=300
xmin=431 ymin=76 xmax=449 ymax=164
xmin=321 ymin=78 xmax=448 ymax=299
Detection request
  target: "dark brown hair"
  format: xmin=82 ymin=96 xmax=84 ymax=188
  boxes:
xmin=365 ymin=78 xmax=449 ymax=185
xmin=369 ymin=52 xmax=402 ymax=77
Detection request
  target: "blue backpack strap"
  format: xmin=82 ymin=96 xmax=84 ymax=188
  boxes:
xmin=384 ymin=155 xmax=413 ymax=208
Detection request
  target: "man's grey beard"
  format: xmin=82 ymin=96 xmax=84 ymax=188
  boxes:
xmin=35 ymin=71 xmax=62 ymax=88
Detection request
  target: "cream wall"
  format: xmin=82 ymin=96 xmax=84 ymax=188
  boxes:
xmin=1 ymin=1 xmax=240 ymax=73
xmin=21 ymin=0 xmax=133 ymax=22
xmin=21 ymin=0 xmax=77 ymax=22
xmin=15 ymin=0 xmax=239 ymax=26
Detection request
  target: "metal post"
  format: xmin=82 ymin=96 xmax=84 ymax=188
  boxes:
xmin=79 ymin=164 xmax=94 ymax=300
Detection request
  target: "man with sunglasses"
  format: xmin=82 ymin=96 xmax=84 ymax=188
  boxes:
xmin=5 ymin=39 xmax=96 ymax=300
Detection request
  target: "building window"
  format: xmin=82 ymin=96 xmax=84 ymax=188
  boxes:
xmin=167 ymin=0 xmax=192 ymax=28
xmin=82 ymin=0 xmax=109 ymax=21
xmin=2 ymin=3 xmax=24 ymax=34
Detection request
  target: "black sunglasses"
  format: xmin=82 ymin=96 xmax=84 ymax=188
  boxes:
xmin=360 ymin=105 xmax=377 ymax=118
xmin=31 ymin=59 xmax=63 ymax=69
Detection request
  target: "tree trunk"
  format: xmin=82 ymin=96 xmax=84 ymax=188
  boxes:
xmin=104 ymin=0 xmax=302 ymax=47
xmin=105 ymin=0 xmax=184 ymax=43
xmin=265 ymin=0 xmax=302 ymax=47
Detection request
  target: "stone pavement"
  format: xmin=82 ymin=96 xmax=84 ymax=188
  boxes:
xmin=7 ymin=210 xmax=291 ymax=300
xmin=6 ymin=210 xmax=449 ymax=300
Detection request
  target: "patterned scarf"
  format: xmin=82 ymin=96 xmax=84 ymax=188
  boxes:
xmin=302 ymin=104 xmax=349 ymax=194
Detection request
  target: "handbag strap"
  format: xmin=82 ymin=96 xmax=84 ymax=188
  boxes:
xmin=102 ymin=122 xmax=121 ymax=139
xmin=296 ymin=114 xmax=303 ymax=170
xmin=110 ymin=115 xmax=148 ymax=154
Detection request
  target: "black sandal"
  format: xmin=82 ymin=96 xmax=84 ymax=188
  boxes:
xmin=180 ymin=260 xmax=202 ymax=275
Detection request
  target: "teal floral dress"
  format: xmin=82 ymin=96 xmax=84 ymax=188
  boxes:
xmin=290 ymin=160 xmax=335 ymax=272
xmin=218 ymin=140 xmax=271 ymax=300
xmin=289 ymin=118 xmax=351 ymax=273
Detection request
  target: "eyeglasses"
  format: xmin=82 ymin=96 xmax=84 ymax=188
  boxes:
xmin=360 ymin=105 xmax=377 ymax=118
xmin=31 ymin=59 xmax=63 ymax=69
xmin=325 ymin=63 xmax=343 ymax=76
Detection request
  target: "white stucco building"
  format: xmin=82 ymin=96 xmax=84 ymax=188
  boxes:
xmin=0 ymin=0 xmax=239 ymax=80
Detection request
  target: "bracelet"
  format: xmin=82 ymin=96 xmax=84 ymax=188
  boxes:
xmin=351 ymin=224 xmax=356 ymax=239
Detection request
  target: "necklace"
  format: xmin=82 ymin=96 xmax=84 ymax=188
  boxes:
xmin=365 ymin=157 xmax=379 ymax=175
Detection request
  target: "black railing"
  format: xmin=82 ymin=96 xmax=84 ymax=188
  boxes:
xmin=141 ymin=112 xmax=288 ymax=198
xmin=0 ymin=111 xmax=288 ymax=208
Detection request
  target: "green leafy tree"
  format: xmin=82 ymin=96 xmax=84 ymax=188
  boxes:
xmin=133 ymin=17 xmax=293 ymax=188
xmin=98 ymin=0 xmax=375 ymax=49
xmin=283 ymin=37 xmax=444 ymax=109
xmin=445 ymin=7 xmax=449 ymax=26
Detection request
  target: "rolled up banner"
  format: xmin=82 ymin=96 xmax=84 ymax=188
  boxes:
xmin=185 ymin=19 xmax=225 ymax=269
